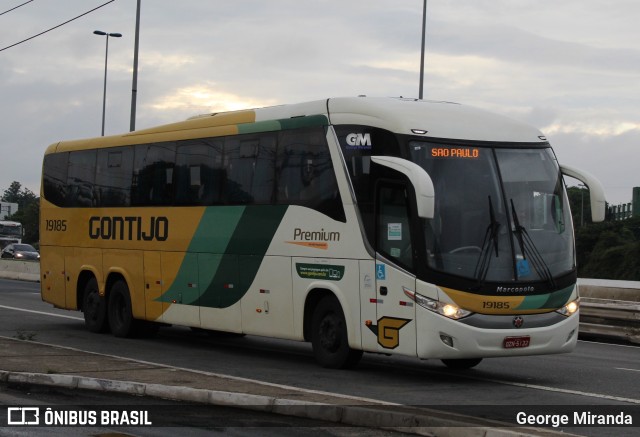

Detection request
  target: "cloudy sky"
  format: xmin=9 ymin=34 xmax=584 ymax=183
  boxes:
xmin=1 ymin=0 xmax=638 ymax=205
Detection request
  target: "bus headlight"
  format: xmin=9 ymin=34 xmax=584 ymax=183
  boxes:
xmin=556 ymin=299 xmax=579 ymax=317
xmin=403 ymin=288 xmax=472 ymax=320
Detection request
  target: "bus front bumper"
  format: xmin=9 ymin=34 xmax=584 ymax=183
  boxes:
xmin=416 ymin=309 xmax=579 ymax=360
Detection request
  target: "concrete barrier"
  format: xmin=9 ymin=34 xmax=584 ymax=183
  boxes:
xmin=578 ymin=279 xmax=640 ymax=344
xmin=0 ymin=259 xmax=40 ymax=282
xmin=578 ymin=278 xmax=640 ymax=302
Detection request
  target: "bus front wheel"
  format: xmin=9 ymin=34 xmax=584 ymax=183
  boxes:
xmin=311 ymin=296 xmax=362 ymax=369
xmin=83 ymin=277 xmax=108 ymax=333
xmin=108 ymin=280 xmax=135 ymax=338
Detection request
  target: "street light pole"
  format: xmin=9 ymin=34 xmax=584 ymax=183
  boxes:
xmin=419 ymin=0 xmax=427 ymax=99
xmin=130 ymin=0 xmax=141 ymax=132
xmin=93 ymin=30 xmax=122 ymax=136
xmin=578 ymin=183 xmax=586 ymax=227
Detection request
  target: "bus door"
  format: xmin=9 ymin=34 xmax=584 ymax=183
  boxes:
xmin=143 ymin=251 xmax=164 ymax=322
xmin=373 ymin=184 xmax=417 ymax=357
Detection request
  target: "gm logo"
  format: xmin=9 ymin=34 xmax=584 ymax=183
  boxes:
xmin=346 ymin=133 xmax=372 ymax=148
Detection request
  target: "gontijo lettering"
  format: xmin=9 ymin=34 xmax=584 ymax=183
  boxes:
xmin=89 ymin=216 xmax=168 ymax=241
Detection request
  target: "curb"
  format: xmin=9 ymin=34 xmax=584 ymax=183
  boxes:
xmin=0 ymin=370 xmax=578 ymax=437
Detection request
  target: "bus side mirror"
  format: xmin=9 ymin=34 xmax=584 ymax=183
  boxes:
xmin=560 ymin=164 xmax=606 ymax=222
xmin=371 ymin=156 xmax=435 ymax=219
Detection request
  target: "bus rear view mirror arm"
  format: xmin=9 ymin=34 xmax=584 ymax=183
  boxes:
xmin=371 ymin=156 xmax=435 ymax=219
xmin=560 ymin=164 xmax=606 ymax=222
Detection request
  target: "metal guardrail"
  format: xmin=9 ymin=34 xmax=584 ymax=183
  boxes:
xmin=580 ymin=298 xmax=640 ymax=344
xmin=578 ymin=279 xmax=640 ymax=344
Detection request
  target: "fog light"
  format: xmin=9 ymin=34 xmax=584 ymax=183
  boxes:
xmin=440 ymin=334 xmax=454 ymax=348
xmin=566 ymin=329 xmax=576 ymax=342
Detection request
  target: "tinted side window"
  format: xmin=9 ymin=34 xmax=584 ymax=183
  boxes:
xmin=96 ymin=146 xmax=133 ymax=207
xmin=251 ymin=135 xmax=277 ymax=204
xmin=377 ymin=184 xmax=414 ymax=271
xmin=175 ymin=138 xmax=224 ymax=206
xmin=335 ymin=126 xmax=402 ymax=243
xmin=132 ymin=143 xmax=176 ymax=206
xmin=67 ymin=150 xmax=96 ymax=207
xmin=278 ymin=127 xmax=345 ymax=222
xmin=225 ymin=134 xmax=277 ymax=205
xmin=43 ymin=152 xmax=69 ymax=207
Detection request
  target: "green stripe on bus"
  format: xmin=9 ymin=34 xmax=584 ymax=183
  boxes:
xmin=542 ymin=285 xmax=574 ymax=309
xmin=515 ymin=285 xmax=574 ymax=310
xmin=236 ymin=115 xmax=328 ymax=135
xmin=188 ymin=207 xmax=246 ymax=253
xmin=237 ymin=120 xmax=282 ymax=134
xmin=157 ymin=205 xmax=288 ymax=309
xmin=201 ymin=205 xmax=288 ymax=308
xmin=278 ymin=114 xmax=328 ymax=130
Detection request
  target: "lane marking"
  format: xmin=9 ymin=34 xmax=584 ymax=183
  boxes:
xmin=0 ymin=334 xmax=400 ymax=406
xmin=0 ymin=304 xmax=84 ymax=321
xmin=616 ymin=367 xmax=640 ymax=373
xmin=2 ymin=303 xmax=639 ymax=405
xmin=474 ymin=375 xmax=640 ymax=404
xmin=578 ymin=339 xmax=640 ymax=349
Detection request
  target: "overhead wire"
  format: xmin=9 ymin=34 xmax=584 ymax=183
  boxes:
xmin=0 ymin=0 xmax=117 ymax=53
xmin=0 ymin=0 xmax=34 ymax=17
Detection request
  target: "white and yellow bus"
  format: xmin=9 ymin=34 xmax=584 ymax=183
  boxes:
xmin=40 ymin=97 xmax=605 ymax=369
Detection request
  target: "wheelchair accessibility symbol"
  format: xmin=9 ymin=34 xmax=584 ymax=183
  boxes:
xmin=376 ymin=264 xmax=386 ymax=280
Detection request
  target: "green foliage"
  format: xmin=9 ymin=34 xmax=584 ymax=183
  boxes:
xmin=567 ymin=184 xmax=638 ymax=279
xmin=1 ymin=181 xmax=40 ymax=244
xmin=576 ymin=216 xmax=640 ymax=280
xmin=566 ymin=186 xmax=592 ymax=229
xmin=2 ymin=181 xmax=23 ymax=204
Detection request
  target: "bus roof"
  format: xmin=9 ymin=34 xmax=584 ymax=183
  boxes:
xmin=46 ymin=97 xmax=546 ymax=154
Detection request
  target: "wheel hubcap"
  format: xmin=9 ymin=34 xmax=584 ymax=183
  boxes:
xmin=319 ymin=315 xmax=340 ymax=352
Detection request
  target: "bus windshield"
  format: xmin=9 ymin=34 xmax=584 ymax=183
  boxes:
xmin=409 ymin=142 xmax=574 ymax=283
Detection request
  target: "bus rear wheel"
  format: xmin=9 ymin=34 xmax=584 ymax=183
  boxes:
xmin=83 ymin=277 xmax=108 ymax=333
xmin=441 ymin=358 xmax=483 ymax=369
xmin=311 ymin=296 xmax=362 ymax=369
xmin=108 ymin=280 xmax=135 ymax=338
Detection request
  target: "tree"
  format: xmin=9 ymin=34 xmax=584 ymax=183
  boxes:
xmin=566 ymin=185 xmax=591 ymax=230
xmin=1 ymin=181 xmax=40 ymax=245
xmin=575 ymin=216 xmax=640 ymax=280
xmin=2 ymin=181 xmax=22 ymax=204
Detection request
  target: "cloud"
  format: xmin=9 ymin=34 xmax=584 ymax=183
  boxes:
xmin=0 ymin=0 xmax=638 ymax=206
xmin=148 ymin=84 xmax=277 ymax=114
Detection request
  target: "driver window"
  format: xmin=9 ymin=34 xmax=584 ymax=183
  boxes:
xmin=377 ymin=184 xmax=414 ymax=270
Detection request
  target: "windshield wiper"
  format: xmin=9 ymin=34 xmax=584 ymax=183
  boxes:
xmin=474 ymin=196 xmax=501 ymax=286
xmin=510 ymin=199 xmax=556 ymax=287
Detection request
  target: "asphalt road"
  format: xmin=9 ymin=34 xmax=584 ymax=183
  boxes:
xmin=0 ymin=382 xmax=407 ymax=437
xmin=1 ymin=278 xmax=639 ymax=436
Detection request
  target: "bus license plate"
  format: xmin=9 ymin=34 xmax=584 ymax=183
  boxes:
xmin=503 ymin=336 xmax=530 ymax=349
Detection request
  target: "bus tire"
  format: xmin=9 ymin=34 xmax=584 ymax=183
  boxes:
xmin=82 ymin=277 xmax=109 ymax=333
xmin=311 ymin=296 xmax=362 ymax=369
xmin=441 ymin=358 xmax=483 ymax=369
xmin=107 ymin=280 xmax=135 ymax=338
